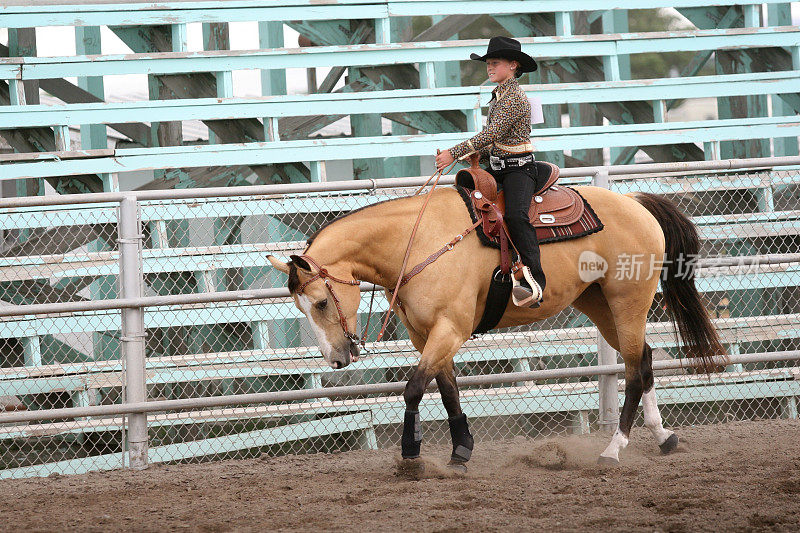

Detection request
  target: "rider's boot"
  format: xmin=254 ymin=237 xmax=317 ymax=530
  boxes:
xmin=511 ymin=264 xmax=543 ymax=308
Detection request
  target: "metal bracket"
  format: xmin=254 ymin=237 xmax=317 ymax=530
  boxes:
xmin=119 ymin=332 xmax=147 ymax=342
xmin=117 ymin=235 xmax=145 ymax=245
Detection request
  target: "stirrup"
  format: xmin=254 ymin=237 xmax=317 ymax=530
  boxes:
xmin=511 ymin=266 xmax=543 ymax=308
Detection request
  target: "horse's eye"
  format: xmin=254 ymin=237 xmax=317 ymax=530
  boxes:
xmin=315 ymin=299 xmax=328 ymax=311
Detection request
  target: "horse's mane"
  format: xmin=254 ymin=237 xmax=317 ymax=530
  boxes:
xmin=304 ymin=196 xmax=403 ymax=247
xmin=287 ymin=194 xmax=418 ymax=293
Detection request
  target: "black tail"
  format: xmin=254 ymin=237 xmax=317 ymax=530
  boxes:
xmin=633 ymin=192 xmax=726 ymax=373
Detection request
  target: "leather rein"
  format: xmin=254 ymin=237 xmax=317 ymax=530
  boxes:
xmin=294 ymin=156 xmax=487 ymax=350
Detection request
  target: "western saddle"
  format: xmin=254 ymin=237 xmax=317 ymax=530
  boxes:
xmin=455 ymin=153 xmax=584 ymax=273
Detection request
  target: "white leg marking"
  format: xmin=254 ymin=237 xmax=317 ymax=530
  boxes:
xmin=642 ymin=387 xmax=673 ymax=445
xmin=599 ymin=428 xmax=629 ymax=462
xmin=297 ymin=295 xmax=334 ymax=364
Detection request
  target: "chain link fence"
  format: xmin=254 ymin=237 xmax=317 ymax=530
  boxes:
xmin=1 ymin=161 xmax=799 ymax=478
xmin=0 ymin=201 xmax=126 ymax=476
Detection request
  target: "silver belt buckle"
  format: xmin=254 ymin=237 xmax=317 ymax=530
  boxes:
xmin=508 ymin=155 xmax=524 ymax=167
xmin=489 ymin=156 xmax=503 ymax=171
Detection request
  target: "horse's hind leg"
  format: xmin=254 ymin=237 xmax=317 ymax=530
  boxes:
xmin=574 ymin=285 xmax=652 ymax=464
xmin=640 ymin=343 xmax=678 ymax=453
xmin=436 ymin=360 xmax=474 ymax=471
xmin=596 ymin=303 xmax=649 ymax=465
xmin=597 ymin=276 xmax=688 ymax=464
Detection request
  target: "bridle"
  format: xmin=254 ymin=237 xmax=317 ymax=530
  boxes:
xmin=294 ymin=254 xmax=365 ymax=347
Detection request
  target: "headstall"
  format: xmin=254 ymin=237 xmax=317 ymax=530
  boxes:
xmin=294 ymin=254 xmax=365 ymax=346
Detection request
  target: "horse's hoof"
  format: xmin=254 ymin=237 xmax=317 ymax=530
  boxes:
xmin=447 ymin=461 xmax=468 ymax=475
xmin=659 ymin=433 xmax=679 ymax=455
xmin=597 ymin=455 xmax=619 ymax=466
xmin=395 ymin=457 xmax=425 ymax=479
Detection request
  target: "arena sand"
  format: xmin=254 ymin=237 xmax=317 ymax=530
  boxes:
xmin=1 ymin=419 xmax=798 ymax=532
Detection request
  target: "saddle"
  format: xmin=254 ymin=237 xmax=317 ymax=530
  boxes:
xmin=455 ymin=153 xmax=584 ymax=273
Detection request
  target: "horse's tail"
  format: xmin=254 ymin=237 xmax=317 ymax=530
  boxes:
xmin=633 ymin=192 xmax=727 ymax=373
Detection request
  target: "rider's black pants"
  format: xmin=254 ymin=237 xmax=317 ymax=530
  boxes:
xmin=489 ymin=161 xmax=551 ymax=291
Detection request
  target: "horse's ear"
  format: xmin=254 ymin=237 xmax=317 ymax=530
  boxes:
xmin=267 ymin=255 xmax=291 ymax=274
xmin=289 ymin=255 xmax=312 ymax=272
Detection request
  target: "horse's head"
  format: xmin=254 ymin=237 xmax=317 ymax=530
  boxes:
xmin=268 ymin=254 xmax=361 ymax=369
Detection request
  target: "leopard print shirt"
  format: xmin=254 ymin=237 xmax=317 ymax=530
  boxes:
xmin=448 ymin=76 xmax=531 ymax=163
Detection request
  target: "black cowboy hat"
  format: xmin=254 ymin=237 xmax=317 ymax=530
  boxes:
xmin=470 ymin=36 xmax=537 ymax=77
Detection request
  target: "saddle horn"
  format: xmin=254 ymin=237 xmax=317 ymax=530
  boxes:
xmin=455 ymin=152 xmax=498 ymax=202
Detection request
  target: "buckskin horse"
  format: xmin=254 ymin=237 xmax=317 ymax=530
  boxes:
xmin=267 ymin=168 xmax=725 ymax=470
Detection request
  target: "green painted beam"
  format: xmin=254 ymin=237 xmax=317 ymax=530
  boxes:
xmin=3 ymin=115 xmax=799 ymax=180
xmin=3 ymin=371 xmax=798 ymax=477
xmin=2 ymin=167 xmax=796 ymax=230
xmin=4 ymin=71 xmax=798 ymax=129
xmin=769 ymin=3 xmax=800 ymax=156
xmin=1 ymin=0 xmax=795 ymax=29
xmin=13 ymin=27 xmax=800 ymax=80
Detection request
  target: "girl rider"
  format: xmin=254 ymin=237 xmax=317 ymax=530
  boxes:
xmin=436 ymin=36 xmax=550 ymax=308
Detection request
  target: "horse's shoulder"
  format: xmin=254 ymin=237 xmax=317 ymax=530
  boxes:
xmin=434 ymin=186 xmax=470 ymax=205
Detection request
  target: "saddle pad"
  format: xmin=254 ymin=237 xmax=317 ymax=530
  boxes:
xmin=456 ymin=185 xmax=604 ymax=247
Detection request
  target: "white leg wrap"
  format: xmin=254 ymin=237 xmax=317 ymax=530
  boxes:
xmin=642 ymin=387 xmax=673 ymax=445
xmin=599 ymin=428 xmax=629 ymax=462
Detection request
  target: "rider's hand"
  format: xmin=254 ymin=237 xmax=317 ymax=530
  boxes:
xmin=435 ymin=149 xmax=455 ymax=171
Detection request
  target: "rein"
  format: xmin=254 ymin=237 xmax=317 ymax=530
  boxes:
xmin=375 ymin=156 xmax=461 ymax=341
xmin=295 ymin=157 xmax=476 ymax=350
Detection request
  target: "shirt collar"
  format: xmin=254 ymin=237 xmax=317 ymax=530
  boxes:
xmin=492 ymin=76 xmax=518 ymax=99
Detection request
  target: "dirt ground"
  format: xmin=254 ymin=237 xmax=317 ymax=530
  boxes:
xmin=1 ymin=419 xmax=799 ymax=532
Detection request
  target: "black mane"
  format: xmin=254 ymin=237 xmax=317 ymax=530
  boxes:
xmin=286 ymin=195 xmax=403 ymax=293
xmin=305 ymin=196 xmax=398 ymax=247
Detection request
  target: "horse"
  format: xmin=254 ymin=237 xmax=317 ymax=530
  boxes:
xmin=267 ymin=183 xmax=725 ymax=470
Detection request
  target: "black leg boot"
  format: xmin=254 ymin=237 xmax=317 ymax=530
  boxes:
xmin=401 ymin=409 xmax=422 ymax=459
xmin=448 ymin=413 xmax=474 ymax=464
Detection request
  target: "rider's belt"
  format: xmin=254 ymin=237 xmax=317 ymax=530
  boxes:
xmin=493 ymin=141 xmax=533 ymax=154
xmin=489 ymin=153 xmax=534 ymax=171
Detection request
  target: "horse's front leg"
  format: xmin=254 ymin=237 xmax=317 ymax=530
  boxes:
xmin=436 ymin=360 xmax=474 ymax=472
xmin=401 ymin=320 xmax=467 ymax=462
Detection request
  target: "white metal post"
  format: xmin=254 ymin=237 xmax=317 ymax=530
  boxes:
xmin=597 ymin=335 xmax=620 ymax=433
xmin=593 ymin=170 xmax=620 ymax=433
xmin=119 ymin=196 xmax=148 ymax=469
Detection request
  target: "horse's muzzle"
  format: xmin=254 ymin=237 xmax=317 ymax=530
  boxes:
xmin=329 ymin=341 xmax=359 ymax=369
